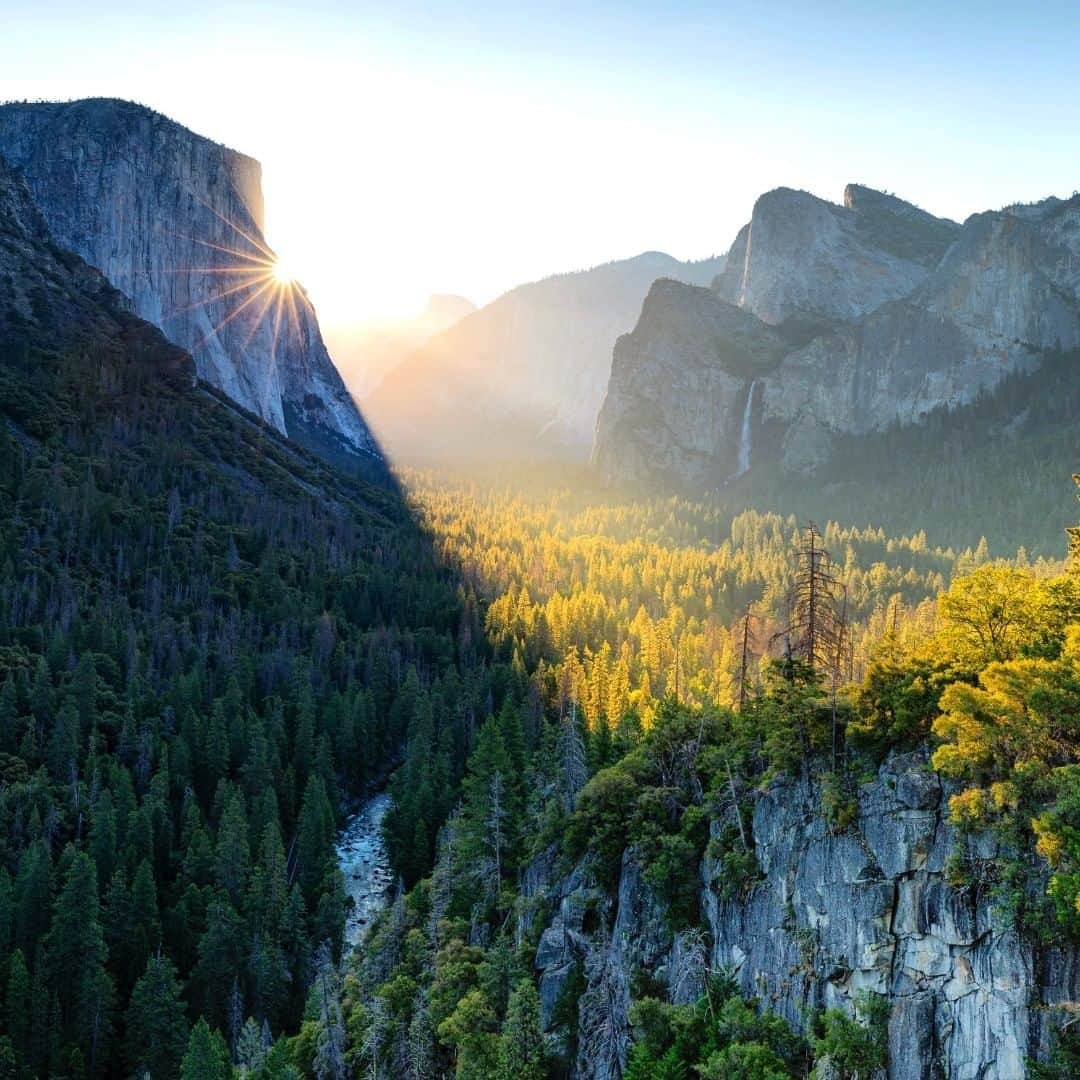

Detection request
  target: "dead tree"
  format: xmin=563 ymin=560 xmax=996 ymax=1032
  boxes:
xmin=735 ymin=602 xmax=757 ymax=712
xmin=830 ymin=585 xmax=850 ymax=771
xmin=776 ymin=522 xmax=843 ymax=676
xmin=769 ymin=524 xmax=847 ymax=760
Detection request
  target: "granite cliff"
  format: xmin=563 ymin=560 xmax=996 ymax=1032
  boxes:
xmin=0 ymin=98 xmax=382 ymax=472
xmin=593 ymin=184 xmax=1080 ymax=488
xmin=528 ymin=753 xmax=1075 ymax=1080
xmin=0 ymin=150 xmax=190 ymax=378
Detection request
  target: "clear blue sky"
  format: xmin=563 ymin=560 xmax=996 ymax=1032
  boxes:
xmin=4 ymin=1 xmax=1079 ymax=322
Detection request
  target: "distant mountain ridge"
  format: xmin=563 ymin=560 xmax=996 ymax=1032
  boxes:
xmin=365 ymin=250 xmax=726 ymax=463
xmin=593 ymin=183 xmax=1080 ymax=493
xmin=0 ymin=97 xmax=383 ymax=474
xmin=327 ymin=293 xmax=476 ymax=399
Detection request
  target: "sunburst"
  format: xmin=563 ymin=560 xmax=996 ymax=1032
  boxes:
xmin=163 ymin=199 xmax=316 ymax=360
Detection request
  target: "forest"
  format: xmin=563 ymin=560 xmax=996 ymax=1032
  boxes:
xmin=0 ymin=325 xmax=500 ymax=1076
xmin=344 ymin=473 xmax=1080 ymax=1079
xmin=2 ymin=325 xmax=1079 ymax=1078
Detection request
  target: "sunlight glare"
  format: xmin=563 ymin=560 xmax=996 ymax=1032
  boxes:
xmin=272 ymin=260 xmax=293 ymax=285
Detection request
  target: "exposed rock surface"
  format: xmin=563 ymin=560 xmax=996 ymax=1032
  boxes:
xmin=366 ymin=251 xmax=725 ymax=463
xmin=592 ymin=281 xmax=786 ymax=486
xmin=593 ymin=184 xmax=1080 ymax=486
xmin=0 ymin=99 xmax=381 ymax=470
xmin=713 ymin=186 xmax=951 ymax=325
xmin=530 ymin=753 xmax=1078 ymax=1079
xmin=0 ymin=150 xmax=190 ymax=375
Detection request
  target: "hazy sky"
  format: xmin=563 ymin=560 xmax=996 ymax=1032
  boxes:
xmin=4 ymin=1 xmax=1080 ymax=323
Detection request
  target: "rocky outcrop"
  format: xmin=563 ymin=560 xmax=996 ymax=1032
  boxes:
xmin=703 ymin=755 xmax=1048 ymax=1080
xmin=593 ymin=184 xmax=1080 ymax=486
xmin=0 ymin=99 xmax=381 ymax=470
xmin=530 ymin=753 xmax=1078 ymax=1079
xmin=713 ymin=186 xmax=955 ymax=325
xmin=366 ymin=251 xmax=725 ymax=463
xmin=592 ymin=281 xmax=786 ymax=486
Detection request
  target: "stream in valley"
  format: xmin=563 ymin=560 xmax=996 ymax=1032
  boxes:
xmin=335 ymin=791 xmax=394 ymax=949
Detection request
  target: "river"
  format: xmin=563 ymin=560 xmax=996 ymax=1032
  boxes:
xmin=335 ymin=791 xmax=394 ymax=949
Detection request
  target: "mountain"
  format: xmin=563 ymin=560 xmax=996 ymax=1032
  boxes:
xmin=365 ymin=251 xmax=726 ymax=463
xmin=0 ymin=98 xmax=383 ymax=475
xmin=593 ymin=183 xmax=1080 ymax=550
xmin=325 ymin=293 xmax=476 ymax=398
xmin=712 ymin=184 xmax=957 ymax=327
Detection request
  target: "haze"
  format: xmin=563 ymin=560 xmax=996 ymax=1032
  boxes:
xmin=5 ymin=0 xmax=1080 ymax=326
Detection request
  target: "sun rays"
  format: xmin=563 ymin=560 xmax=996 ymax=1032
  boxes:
xmin=162 ymin=197 xmax=316 ymax=363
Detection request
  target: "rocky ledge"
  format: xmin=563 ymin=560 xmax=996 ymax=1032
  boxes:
xmin=528 ymin=752 xmax=1078 ymax=1079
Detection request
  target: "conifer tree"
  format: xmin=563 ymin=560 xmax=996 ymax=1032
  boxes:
xmin=181 ymin=1017 xmax=231 ymax=1080
xmin=130 ymin=860 xmax=162 ymax=978
xmin=44 ymin=850 xmax=113 ymax=1073
xmin=295 ymin=775 xmax=335 ymax=903
xmin=124 ymin=954 xmax=189 ymax=1078
xmin=5 ymin=948 xmax=30 ymax=1070
xmin=215 ymin=788 xmax=251 ymax=904
xmin=497 ymin=978 xmax=546 ymax=1080
xmin=14 ymin=841 xmax=51 ymax=962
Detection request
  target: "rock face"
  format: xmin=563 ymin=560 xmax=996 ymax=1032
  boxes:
xmin=0 ymin=150 xmax=191 ymax=379
xmin=592 ymin=281 xmax=787 ymax=486
xmin=593 ymin=184 xmax=1080 ymax=486
xmin=0 ymin=99 xmax=381 ymax=470
xmin=713 ymin=186 xmax=950 ymax=325
xmin=366 ymin=252 xmax=725 ymax=463
xmin=530 ymin=753 xmax=1078 ymax=1079
xmin=704 ymin=758 xmax=1032 ymax=1080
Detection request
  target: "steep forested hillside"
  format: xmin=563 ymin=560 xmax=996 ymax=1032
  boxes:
xmin=0 ymin=158 xmax=505 ymax=1076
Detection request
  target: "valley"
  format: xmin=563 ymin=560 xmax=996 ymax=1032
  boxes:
xmin=1 ymin=40 xmax=1079 ymax=1077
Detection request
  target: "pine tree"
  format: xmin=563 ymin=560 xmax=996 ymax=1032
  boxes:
xmin=236 ymin=1015 xmax=267 ymax=1075
xmin=130 ymin=860 xmax=162 ymax=978
xmin=215 ymin=788 xmax=251 ymax=904
xmin=14 ymin=841 xmax=52 ymax=961
xmin=88 ymin=789 xmax=118 ymax=887
xmin=5 ymin=948 xmax=31 ymax=1070
xmin=557 ymin=703 xmax=588 ymax=813
xmin=44 ymin=850 xmax=113 ymax=1073
xmin=312 ymin=943 xmax=347 ymax=1080
xmin=124 ymin=954 xmax=189 ymax=1078
xmin=497 ymin=978 xmax=546 ymax=1080
xmin=191 ymin=896 xmax=244 ymax=1029
xmin=786 ymin=523 xmax=843 ymax=673
xmin=295 ymin=774 xmax=335 ymax=903
xmin=180 ymin=1017 xmax=230 ymax=1080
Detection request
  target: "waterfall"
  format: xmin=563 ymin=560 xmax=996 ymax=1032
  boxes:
xmin=735 ymin=380 xmax=759 ymax=476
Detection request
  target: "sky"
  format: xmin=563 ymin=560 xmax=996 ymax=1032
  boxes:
xmin=4 ymin=1 xmax=1080 ymax=324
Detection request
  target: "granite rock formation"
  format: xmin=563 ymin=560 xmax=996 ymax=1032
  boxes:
xmin=0 ymin=150 xmax=190 ymax=378
xmin=529 ymin=753 xmax=1076 ymax=1079
xmin=593 ymin=184 xmax=1080 ymax=487
xmin=0 ymin=98 xmax=381 ymax=470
